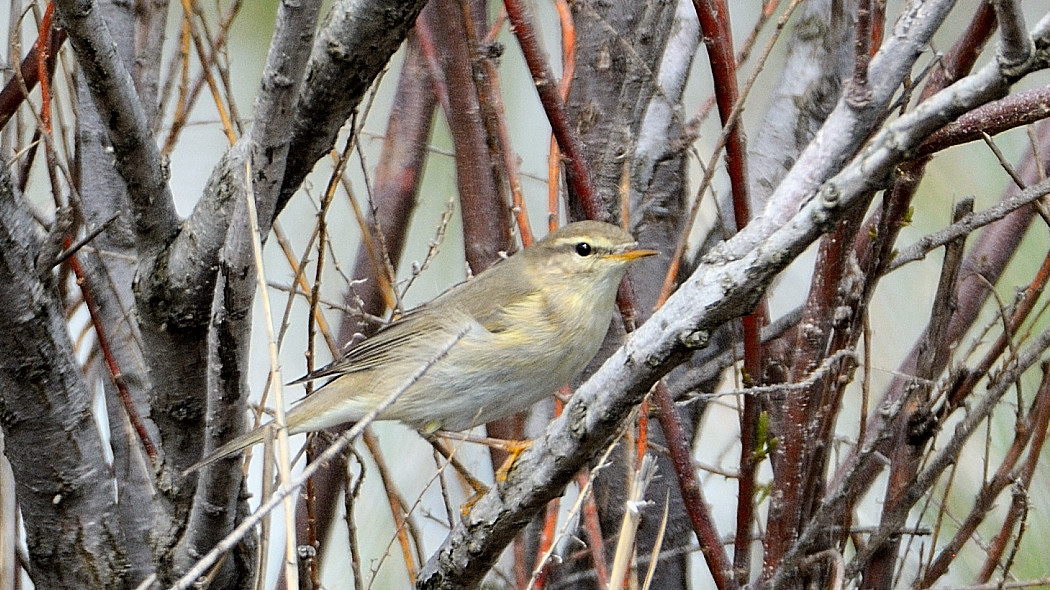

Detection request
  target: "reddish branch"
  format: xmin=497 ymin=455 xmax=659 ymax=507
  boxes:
xmin=578 ymin=471 xmax=610 ymax=589
xmin=688 ymin=1 xmax=762 ymax=582
xmin=917 ymin=85 xmax=1050 ymax=157
xmin=425 ymin=0 xmax=512 ymax=271
xmin=654 ymin=382 xmax=737 ymax=590
xmin=503 ymin=0 xmax=603 ymax=220
xmin=0 ymin=6 xmax=66 ymax=130
xmin=68 ymin=250 xmax=159 ymax=463
xmin=847 ymin=0 xmax=873 ymax=106
xmin=764 ymin=4 xmax=998 ymax=585
xmin=921 ymin=355 xmax=1050 ymax=587
xmin=864 ymin=200 xmax=971 ymax=589
xmin=763 ymin=213 xmax=863 ymax=583
xmin=546 ymin=0 xmax=576 ymax=231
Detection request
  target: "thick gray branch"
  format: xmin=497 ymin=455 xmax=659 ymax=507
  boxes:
xmin=747 ymin=0 xmax=855 ymax=210
xmin=71 ymin=0 xmax=164 ymax=579
xmin=993 ymin=0 xmax=1032 ymax=73
xmin=173 ymin=196 xmax=257 ymax=587
xmin=740 ymin=0 xmax=958 ymax=248
xmin=53 ymin=0 xmax=179 ymax=249
xmin=246 ymin=0 xmax=322 ymax=225
xmin=172 ymin=3 xmax=321 ymax=579
xmin=567 ymin=0 xmax=678 ymax=219
xmin=0 ymin=166 xmax=128 ymax=587
xmin=140 ymin=0 xmax=322 ymax=330
xmin=276 ymin=0 xmax=430 ymax=211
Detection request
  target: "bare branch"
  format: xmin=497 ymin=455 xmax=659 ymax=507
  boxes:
xmin=748 ymin=0 xmax=855 ymax=209
xmin=277 ymin=0 xmax=430 ymax=212
xmin=53 ymin=0 xmax=179 ymax=249
xmin=992 ymin=0 xmax=1033 ymax=73
xmin=889 ymin=175 xmax=1050 ymax=270
xmin=0 ymin=163 xmax=127 ymax=587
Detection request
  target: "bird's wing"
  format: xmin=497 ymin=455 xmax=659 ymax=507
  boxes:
xmin=448 ymin=259 xmax=539 ymax=334
xmin=290 ymin=255 xmax=538 ymax=383
xmin=288 ymin=308 xmax=444 ymax=383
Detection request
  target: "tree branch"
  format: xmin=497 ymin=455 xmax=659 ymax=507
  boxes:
xmin=276 ymin=0 xmax=430 ymax=212
xmin=52 ymin=0 xmax=179 ymax=249
xmin=0 ymin=163 xmax=128 ymax=588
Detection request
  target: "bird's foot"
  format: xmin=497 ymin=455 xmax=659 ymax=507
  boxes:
xmin=493 ymin=439 xmax=532 ymax=483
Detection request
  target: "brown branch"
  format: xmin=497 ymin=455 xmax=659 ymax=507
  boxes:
xmin=424 ymin=0 xmax=512 ymax=271
xmin=577 ymin=471 xmax=610 ymax=589
xmin=287 ymin=31 xmax=438 ymax=586
xmin=917 ymin=85 xmax=1050 ymax=157
xmin=762 ymin=211 xmax=863 ymax=583
xmin=920 ymin=360 xmax=1050 ymax=587
xmin=0 ymin=19 xmax=66 ymax=130
xmin=862 ymin=198 xmax=972 ymax=589
xmin=688 ymin=7 xmax=761 ymax=583
xmin=846 ymin=0 xmax=874 ymax=107
xmin=690 ymin=0 xmax=750 ymax=231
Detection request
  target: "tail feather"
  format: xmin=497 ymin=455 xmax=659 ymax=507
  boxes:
xmin=183 ymin=425 xmax=269 ymax=475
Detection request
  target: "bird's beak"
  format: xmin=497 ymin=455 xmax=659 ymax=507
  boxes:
xmin=610 ymin=246 xmax=659 ymax=262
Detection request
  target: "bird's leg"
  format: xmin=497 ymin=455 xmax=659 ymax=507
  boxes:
xmin=426 ymin=432 xmax=535 ymax=515
xmin=433 ymin=430 xmax=532 ymax=482
xmin=492 ymin=439 xmax=532 ymax=482
xmin=426 ymin=436 xmax=489 ymax=503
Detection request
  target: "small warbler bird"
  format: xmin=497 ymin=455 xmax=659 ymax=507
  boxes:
xmin=187 ymin=221 xmax=656 ymax=472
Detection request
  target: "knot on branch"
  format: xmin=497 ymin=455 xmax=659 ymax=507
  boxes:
xmin=811 ymin=183 xmax=842 ymax=231
xmin=997 ymin=37 xmax=1036 ymax=79
xmin=678 ymin=328 xmax=710 ymax=350
xmin=906 ymin=405 xmax=938 ymax=447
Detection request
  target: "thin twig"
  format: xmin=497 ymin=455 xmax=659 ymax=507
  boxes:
xmin=51 ymin=212 xmax=120 ymax=267
xmin=527 ymin=444 xmax=618 ymax=590
xmin=243 ymin=159 xmax=299 ymax=588
xmin=609 ymin=455 xmax=658 ymax=589
xmin=889 ymin=176 xmax=1050 ymax=271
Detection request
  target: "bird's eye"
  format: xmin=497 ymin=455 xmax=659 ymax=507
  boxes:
xmin=574 ymin=242 xmax=593 ymax=257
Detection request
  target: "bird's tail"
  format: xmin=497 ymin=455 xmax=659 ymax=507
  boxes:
xmin=182 ymin=425 xmax=270 ymax=475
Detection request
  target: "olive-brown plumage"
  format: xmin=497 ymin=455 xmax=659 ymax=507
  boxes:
xmin=187 ymin=221 xmax=656 ymax=472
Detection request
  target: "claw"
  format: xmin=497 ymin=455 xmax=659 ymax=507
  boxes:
xmin=493 ymin=439 xmax=532 ymax=482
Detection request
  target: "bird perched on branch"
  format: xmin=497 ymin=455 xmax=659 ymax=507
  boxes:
xmin=186 ymin=220 xmax=656 ymax=473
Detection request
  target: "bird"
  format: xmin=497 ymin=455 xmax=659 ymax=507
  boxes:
xmin=186 ymin=220 xmax=657 ymax=473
